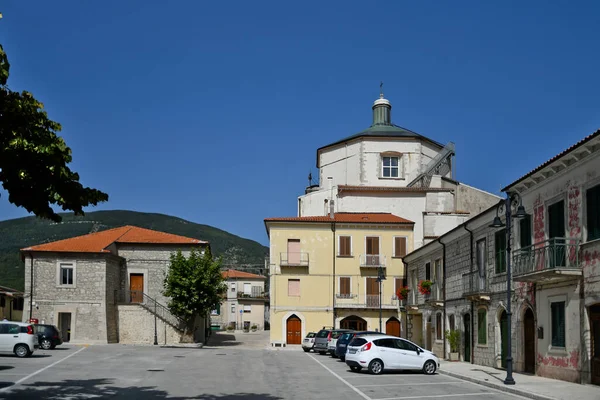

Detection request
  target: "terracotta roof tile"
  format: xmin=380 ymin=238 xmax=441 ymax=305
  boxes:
xmin=503 ymin=129 xmax=600 ymax=191
xmin=21 ymin=225 xmax=207 ymax=254
xmin=222 ymin=269 xmax=266 ymax=280
xmin=264 ymin=212 xmax=414 ymax=224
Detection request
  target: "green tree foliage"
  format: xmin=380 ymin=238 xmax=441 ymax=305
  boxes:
xmin=0 ymin=44 xmax=108 ymax=222
xmin=164 ymin=248 xmax=226 ymax=338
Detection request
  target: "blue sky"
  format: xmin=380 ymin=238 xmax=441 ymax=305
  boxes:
xmin=1 ymin=1 xmax=599 ymax=246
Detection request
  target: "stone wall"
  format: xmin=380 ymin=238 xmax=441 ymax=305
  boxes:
xmin=117 ymin=304 xmax=182 ymax=345
xmin=105 ymin=256 xmax=121 ymax=343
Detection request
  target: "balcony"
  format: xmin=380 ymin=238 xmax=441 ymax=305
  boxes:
xmin=237 ymin=290 xmax=269 ymax=301
xmin=359 ymin=254 xmax=386 ymax=268
xmin=462 ymin=271 xmax=491 ymax=301
xmin=424 ymin=287 xmax=444 ymax=308
xmin=335 ymin=293 xmax=397 ymax=309
xmin=512 ymin=238 xmax=581 ymax=283
xmin=280 ymin=252 xmax=309 ymax=267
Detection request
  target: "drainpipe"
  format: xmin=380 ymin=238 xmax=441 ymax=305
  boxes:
xmin=464 ymin=225 xmax=474 ymax=364
xmin=28 ymin=253 xmax=34 ymax=322
xmin=439 ymin=239 xmax=447 ymax=359
xmin=331 ymin=219 xmax=336 ymax=327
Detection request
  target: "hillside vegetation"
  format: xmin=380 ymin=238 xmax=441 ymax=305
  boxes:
xmin=0 ymin=210 xmax=268 ymax=291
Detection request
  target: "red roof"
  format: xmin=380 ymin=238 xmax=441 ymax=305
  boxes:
xmin=264 ymin=212 xmax=414 ymax=224
xmin=21 ymin=225 xmax=208 ymax=254
xmin=503 ymin=129 xmax=600 ymax=191
xmin=222 ymin=269 xmax=266 ymax=280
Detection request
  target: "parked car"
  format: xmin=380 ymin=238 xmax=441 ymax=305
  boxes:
xmin=34 ymin=324 xmax=63 ymax=350
xmin=328 ymin=329 xmax=353 ymax=357
xmin=335 ymin=331 xmax=379 ymax=360
xmin=302 ymin=332 xmax=316 ymax=352
xmin=0 ymin=321 xmax=38 ymax=358
xmin=313 ymin=328 xmax=335 ymax=355
xmin=345 ymin=334 xmax=440 ymax=375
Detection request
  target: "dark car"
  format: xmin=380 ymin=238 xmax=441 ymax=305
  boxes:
xmin=34 ymin=324 xmax=63 ymax=350
xmin=335 ymin=331 xmax=380 ymax=360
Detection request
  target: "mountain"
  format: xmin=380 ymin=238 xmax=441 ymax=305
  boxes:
xmin=0 ymin=210 xmax=268 ymax=291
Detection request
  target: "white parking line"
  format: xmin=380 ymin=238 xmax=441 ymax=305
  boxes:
xmin=308 ymin=354 xmax=373 ymax=400
xmin=355 ymin=382 xmax=467 ymax=388
xmin=373 ymin=393 xmax=497 ymax=400
xmin=0 ymin=346 xmax=87 ymax=393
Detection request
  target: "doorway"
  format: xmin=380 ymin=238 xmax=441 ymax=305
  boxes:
xmin=500 ymin=310 xmax=508 ymax=368
xmin=58 ymin=312 xmax=71 ymax=342
xmin=366 ymin=277 xmax=380 ymax=308
xmin=524 ymin=308 xmax=536 ymax=373
xmin=386 ymin=317 xmax=401 ymax=337
xmin=548 ymin=200 xmax=566 ymax=268
xmin=411 ymin=314 xmax=423 ymax=347
xmin=287 ymin=239 xmax=301 ymax=265
xmin=464 ymin=313 xmax=471 ymax=362
xmin=130 ymin=273 xmax=144 ymax=303
xmin=286 ymin=315 xmax=301 ymax=345
xmin=591 ymin=305 xmax=600 ymax=385
xmin=340 ymin=316 xmax=367 ymax=331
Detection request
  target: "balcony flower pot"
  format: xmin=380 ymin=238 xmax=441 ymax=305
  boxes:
xmin=251 ymin=325 xmax=258 ymax=332
xmin=396 ymin=286 xmax=410 ymax=301
xmin=445 ymin=329 xmax=460 ymax=361
xmin=418 ymin=280 xmax=433 ymax=295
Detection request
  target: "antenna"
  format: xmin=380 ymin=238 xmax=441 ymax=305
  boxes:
xmin=380 ymin=81 xmax=384 ymax=98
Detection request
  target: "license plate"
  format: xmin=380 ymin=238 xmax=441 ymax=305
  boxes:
xmin=349 ymin=349 xmax=357 ymax=354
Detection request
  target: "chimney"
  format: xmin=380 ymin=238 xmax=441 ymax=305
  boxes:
xmin=329 ymin=199 xmax=335 ymax=219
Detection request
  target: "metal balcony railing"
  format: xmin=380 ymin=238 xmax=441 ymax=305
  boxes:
xmin=334 ymin=293 xmax=397 ymax=309
xmin=359 ymin=254 xmax=386 ymax=267
xmin=280 ymin=252 xmax=309 ymax=267
xmin=237 ymin=291 xmax=269 ymax=300
xmin=512 ymin=238 xmax=580 ymax=278
xmin=462 ymin=271 xmax=489 ymax=297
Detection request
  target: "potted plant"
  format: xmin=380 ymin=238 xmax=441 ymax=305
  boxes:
xmin=418 ymin=280 xmax=433 ymax=295
xmin=396 ymin=286 xmax=410 ymax=301
xmin=445 ymin=329 xmax=460 ymax=361
xmin=251 ymin=324 xmax=258 ymax=332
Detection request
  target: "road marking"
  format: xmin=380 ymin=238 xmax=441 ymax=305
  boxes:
xmin=373 ymin=393 xmax=497 ymax=400
xmin=308 ymin=354 xmax=372 ymax=400
xmin=0 ymin=346 xmax=87 ymax=393
xmin=355 ymin=382 xmax=467 ymax=388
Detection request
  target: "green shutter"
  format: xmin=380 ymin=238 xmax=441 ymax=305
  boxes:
xmin=478 ymin=309 xmax=487 ymax=344
xmin=495 ymin=230 xmax=506 ymax=274
xmin=588 ymin=185 xmax=600 ymax=241
xmin=551 ymin=302 xmax=565 ymax=347
xmin=216 ymin=303 xmax=221 ymax=315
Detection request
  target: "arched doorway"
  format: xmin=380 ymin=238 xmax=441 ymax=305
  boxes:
xmin=464 ymin=313 xmax=471 ymax=362
xmin=386 ymin=317 xmax=401 ymax=337
xmin=523 ymin=308 xmax=535 ymax=374
xmin=590 ymin=304 xmax=600 ymax=385
xmin=500 ymin=310 xmax=508 ymax=369
xmin=340 ymin=316 xmax=367 ymax=331
xmin=286 ymin=315 xmax=301 ymax=345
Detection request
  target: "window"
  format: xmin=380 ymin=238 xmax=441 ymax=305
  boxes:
xmin=339 ymin=277 xmax=351 ymax=298
xmin=436 ymin=313 xmax=443 ymax=340
xmin=339 ymin=236 xmax=352 ymax=257
xmin=434 ymin=259 xmax=442 ymax=284
xmin=231 ymin=305 xmax=235 ymax=313
xmin=288 ymin=279 xmax=300 ymax=296
xmin=587 ymin=184 xmax=600 ymax=241
xmin=520 ymin=214 xmax=532 ymax=248
xmin=243 ymin=305 xmax=251 ymax=313
xmin=495 ymin=230 xmax=506 ymax=274
xmin=211 ymin=304 xmax=220 ymax=315
xmin=551 ymin=301 xmax=566 ymax=348
xmin=243 ymin=283 xmax=252 ymax=295
xmin=365 ymin=236 xmax=380 ymax=265
xmin=12 ymin=297 xmax=24 ymax=311
xmin=397 ymin=339 xmax=418 ymax=352
xmin=230 ymin=282 xmax=236 ymax=292
xmin=477 ymin=309 xmax=487 ymax=344
xmin=449 ymin=314 xmax=455 ymax=331
xmin=395 ymin=277 xmax=407 ymax=293
xmin=393 ymin=237 xmax=407 ymax=258
xmin=476 ymin=238 xmax=486 ymax=291
xmin=0 ymin=296 xmax=4 ymax=308
xmin=425 ymin=262 xmax=431 ymax=280
xmin=59 ymin=263 xmax=74 ymax=286
xmin=382 ymin=156 xmax=399 ymax=178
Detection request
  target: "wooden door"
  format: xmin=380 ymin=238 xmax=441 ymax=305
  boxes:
xmin=464 ymin=314 xmax=471 ymax=362
xmin=386 ymin=318 xmax=400 ymax=337
xmin=366 ymin=277 xmax=379 ymax=307
xmin=500 ymin=311 xmax=508 ymax=368
xmin=130 ymin=274 xmax=144 ymax=303
xmin=366 ymin=237 xmax=380 ymax=265
xmin=287 ymin=239 xmax=300 ymax=264
xmin=524 ymin=308 xmax=536 ymax=374
xmin=591 ymin=305 xmax=600 ymax=385
xmin=286 ymin=316 xmax=301 ymax=345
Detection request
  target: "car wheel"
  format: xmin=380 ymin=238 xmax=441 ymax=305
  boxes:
xmin=331 ymin=354 xmax=337 ymax=358
xmin=303 ymin=348 xmax=310 ymax=352
xmin=41 ymin=339 xmax=52 ymax=350
xmin=340 ymin=356 xmax=345 ymax=362
xmin=368 ymin=359 xmax=384 ymax=375
xmin=14 ymin=344 xmax=30 ymax=358
xmin=350 ymin=366 xmax=362 ymax=372
xmin=423 ymin=360 xmax=437 ymax=375
xmin=319 ymin=351 xmax=326 ymax=355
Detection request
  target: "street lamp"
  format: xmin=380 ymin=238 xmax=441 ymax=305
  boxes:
xmin=489 ymin=191 xmax=528 ymax=386
xmin=376 ymin=265 xmax=386 ymax=332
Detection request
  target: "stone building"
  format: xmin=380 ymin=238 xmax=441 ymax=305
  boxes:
xmin=402 ymin=129 xmax=600 ymax=386
xmin=21 ymin=225 xmax=210 ymax=345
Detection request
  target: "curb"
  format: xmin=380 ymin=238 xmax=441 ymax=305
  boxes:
xmin=439 ymin=369 xmax=555 ymax=400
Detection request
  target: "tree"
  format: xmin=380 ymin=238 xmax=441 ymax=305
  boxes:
xmin=0 ymin=44 xmax=108 ymax=222
xmin=163 ymin=247 xmax=226 ymax=342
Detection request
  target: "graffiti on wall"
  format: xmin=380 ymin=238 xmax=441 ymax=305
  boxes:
xmin=537 ymin=349 xmax=579 ymax=369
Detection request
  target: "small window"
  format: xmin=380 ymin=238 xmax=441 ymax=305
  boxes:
xmin=587 ymin=184 xmax=600 ymax=241
xmin=243 ymin=305 xmax=251 ymax=313
xmin=339 ymin=236 xmax=352 ymax=257
xmin=449 ymin=314 xmax=455 ymax=331
xmin=551 ymin=301 xmax=566 ymax=348
xmin=12 ymin=298 xmax=24 ymax=311
xmin=436 ymin=313 xmax=443 ymax=340
xmin=425 ymin=262 xmax=431 ymax=281
xmin=478 ymin=309 xmax=487 ymax=344
xmin=339 ymin=277 xmax=351 ymax=297
xmin=231 ymin=305 xmax=235 ymax=313
xmin=60 ymin=263 xmax=74 ymax=286
xmin=520 ymin=214 xmax=532 ymax=248
xmin=288 ymin=279 xmax=300 ymax=297
xmin=230 ymin=282 xmax=236 ymax=292
xmin=495 ymin=230 xmax=507 ymax=274
xmin=382 ymin=156 xmax=399 ymax=178
xmin=394 ymin=237 xmax=407 ymax=258
xmin=211 ymin=304 xmax=220 ymax=315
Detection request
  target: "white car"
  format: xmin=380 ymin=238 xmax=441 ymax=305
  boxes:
xmin=345 ymin=334 xmax=439 ymax=375
xmin=0 ymin=321 xmax=38 ymax=358
xmin=302 ymin=332 xmax=316 ymax=352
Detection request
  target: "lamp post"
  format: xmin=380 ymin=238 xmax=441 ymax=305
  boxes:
xmin=376 ymin=265 xmax=386 ymax=332
xmin=489 ymin=192 xmax=528 ymax=386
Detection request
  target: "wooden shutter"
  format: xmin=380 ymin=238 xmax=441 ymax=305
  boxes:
xmin=394 ymin=237 xmax=407 ymax=257
xmin=339 ymin=236 xmax=351 ymax=256
xmin=366 ymin=277 xmax=379 ymax=295
xmin=340 ymin=277 xmax=350 ymax=296
xmin=478 ymin=309 xmax=487 ymax=344
xmin=366 ymin=237 xmax=379 ymax=255
xmin=395 ymin=278 xmax=403 ymax=292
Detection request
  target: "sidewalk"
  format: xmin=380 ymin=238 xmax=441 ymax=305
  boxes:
xmin=439 ymin=361 xmax=600 ymax=400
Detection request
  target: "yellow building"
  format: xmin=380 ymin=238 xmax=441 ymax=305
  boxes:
xmin=264 ymin=212 xmax=414 ymax=346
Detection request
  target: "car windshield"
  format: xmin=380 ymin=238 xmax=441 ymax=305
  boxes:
xmin=340 ymin=333 xmax=353 ymax=341
xmin=348 ymin=338 xmax=368 ymax=347
xmin=306 ymin=332 xmax=315 ymax=338
xmin=316 ymin=330 xmax=329 ymax=338
xmin=331 ymin=331 xmax=344 ymax=339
